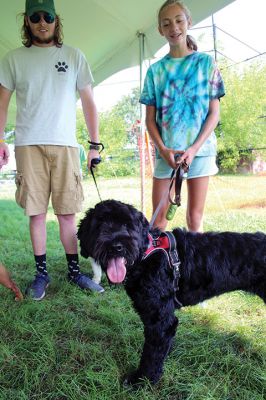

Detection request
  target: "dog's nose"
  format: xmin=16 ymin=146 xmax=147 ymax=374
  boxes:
xmin=113 ymin=243 xmax=123 ymax=252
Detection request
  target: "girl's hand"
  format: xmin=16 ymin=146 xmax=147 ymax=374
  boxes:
xmin=159 ymin=147 xmax=184 ymax=169
xmin=178 ymin=146 xmax=197 ymax=170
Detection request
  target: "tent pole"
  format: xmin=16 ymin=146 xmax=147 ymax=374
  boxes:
xmin=211 ymin=14 xmax=218 ymax=62
xmin=137 ymin=31 xmax=146 ymax=213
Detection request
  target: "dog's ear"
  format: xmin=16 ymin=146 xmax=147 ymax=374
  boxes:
xmin=135 ymin=209 xmax=150 ymax=251
xmin=77 ymin=208 xmax=96 ymax=258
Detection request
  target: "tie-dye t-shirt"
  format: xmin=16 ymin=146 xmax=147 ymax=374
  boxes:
xmin=140 ymin=52 xmax=225 ymax=157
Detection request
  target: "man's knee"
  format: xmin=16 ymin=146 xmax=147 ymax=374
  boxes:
xmin=30 ymin=213 xmax=46 ymax=224
xmin=57 ymin=214 xmax=76 ymax=228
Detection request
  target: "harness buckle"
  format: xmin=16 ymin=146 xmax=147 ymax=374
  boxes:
xmin=152 ymin=239 xmax=161 ymax=247
xmin=169 ymin=249 xmax=181 ymax=271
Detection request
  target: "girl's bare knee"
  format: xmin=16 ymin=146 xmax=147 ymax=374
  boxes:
xmin=186 ymin=212 xmax=203 ymax=232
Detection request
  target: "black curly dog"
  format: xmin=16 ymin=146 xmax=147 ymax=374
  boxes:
xmin=78 ymin=200 xmax=266 ymax=385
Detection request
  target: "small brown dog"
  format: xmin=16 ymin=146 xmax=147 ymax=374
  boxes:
xmin=0 ymin=263 xmax=23 ymax=301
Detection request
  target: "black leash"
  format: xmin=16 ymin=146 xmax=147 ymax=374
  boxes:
xmin=149 ymin=158 xmax=188 ymax=228
xmin=89 ymin=141 xmax=104 ymax=202
xmin=168 ymin=163 xmax=185 ymax=206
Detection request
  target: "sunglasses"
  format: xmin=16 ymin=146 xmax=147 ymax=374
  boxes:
xmin=29 ymin=12 xmax=55 ymax=24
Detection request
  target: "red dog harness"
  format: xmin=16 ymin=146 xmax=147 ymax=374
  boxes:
xmin=143 ymin=231 xmax=183 ymax=307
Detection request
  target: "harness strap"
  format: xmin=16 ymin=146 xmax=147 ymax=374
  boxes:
xmin=164 ymin=231 xmax=180 ymax=268
xmin=143 ymin=231 xmax=183 ymax=308
xmin=164 ymin=232 xmax=183 ymax=307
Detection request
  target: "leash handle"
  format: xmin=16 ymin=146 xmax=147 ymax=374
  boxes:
xmin=91 ymin=156 xmax=101 ymax=169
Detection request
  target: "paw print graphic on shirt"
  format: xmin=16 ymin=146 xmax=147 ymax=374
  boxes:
xmin=55 ymin=61 xmax=68 ymax=72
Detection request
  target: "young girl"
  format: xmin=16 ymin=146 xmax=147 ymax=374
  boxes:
xmin=140 ymin=0 xmax=225 ymax=232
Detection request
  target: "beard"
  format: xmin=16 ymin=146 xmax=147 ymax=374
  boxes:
xmin=31 ymin=33 xmax=55 ymax=45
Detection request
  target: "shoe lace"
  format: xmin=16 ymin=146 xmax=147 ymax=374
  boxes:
xmin=32 ymin=274 xmax=47 ymax=288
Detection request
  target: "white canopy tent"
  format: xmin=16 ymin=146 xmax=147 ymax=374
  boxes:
xmin=1 ymin=0 xmax=235 ymax=209
xmin=1 ymin=0 xmax=235 ymax=85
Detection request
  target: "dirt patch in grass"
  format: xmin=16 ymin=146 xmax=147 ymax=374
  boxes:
xmin=239 ymin=200 xmax=266 ymax=209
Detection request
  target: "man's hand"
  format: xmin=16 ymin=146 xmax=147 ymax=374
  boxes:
xmin=87 ymin=148 xmax=100 ymax=169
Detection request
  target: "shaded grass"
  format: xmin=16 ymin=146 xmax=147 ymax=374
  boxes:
xmin=0 ymin=175 xmax=266 ymax=399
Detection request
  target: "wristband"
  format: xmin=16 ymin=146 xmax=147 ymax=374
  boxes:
xmin=89 ymin=144 xmax=100 ymax=151
xmin=88 ymin=141 xmax=104 ymax=153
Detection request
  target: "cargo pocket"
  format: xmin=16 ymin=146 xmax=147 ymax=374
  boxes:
xmin=15 ymin=173 xmax=27 ymax=209
xmin=74 ymin=172 xmax=84 ymax=202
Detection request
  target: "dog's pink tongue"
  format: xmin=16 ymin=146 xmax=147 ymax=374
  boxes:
xmin=107 ymin=258 xmax=126 ymax=283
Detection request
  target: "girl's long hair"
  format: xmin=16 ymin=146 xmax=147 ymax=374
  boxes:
xmin=20 ymin=13 xmax=64 ymax=47
xmin=158 ymin=0 xmax=197 ymax=51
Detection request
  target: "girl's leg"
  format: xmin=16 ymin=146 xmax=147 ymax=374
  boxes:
xmin=152 ymin=177 xmax=172 ymax=231
xmin=186 ymin=176 xmax=209 ymax=232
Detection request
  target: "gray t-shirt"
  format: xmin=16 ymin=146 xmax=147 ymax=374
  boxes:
xmin=0 ymin=44 xmax=93 ymax=147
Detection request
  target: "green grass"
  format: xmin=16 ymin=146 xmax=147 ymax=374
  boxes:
xmin=0 ymin=175 xmax=266 ymax=400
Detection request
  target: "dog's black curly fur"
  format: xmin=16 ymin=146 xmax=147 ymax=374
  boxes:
xmin=78 ymin=200 xmax=266 ymax=385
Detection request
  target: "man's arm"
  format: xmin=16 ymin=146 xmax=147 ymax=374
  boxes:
xmin=0 ymin=85 xmax=13 ymax=168
xmin=78 ymin=84 xmax=100 ymax=169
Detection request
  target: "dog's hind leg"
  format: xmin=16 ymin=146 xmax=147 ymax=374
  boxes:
xmin=124 ymin=299 xmax=178 ymax=385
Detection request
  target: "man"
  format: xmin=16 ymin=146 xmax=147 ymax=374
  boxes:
xmin=0 ymin=0 xmax=104 ymax=300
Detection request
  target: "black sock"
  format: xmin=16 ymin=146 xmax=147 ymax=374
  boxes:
xmin=35 ymin=254 xmax=48 ymax=276
xmin=66 ymin=254 xmax=80 ymax=279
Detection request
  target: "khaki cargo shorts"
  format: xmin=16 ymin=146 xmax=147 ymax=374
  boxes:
xmin=15 ymin=145 xmax=84 ymax=216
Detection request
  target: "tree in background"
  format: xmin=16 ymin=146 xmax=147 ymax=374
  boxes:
xmin=218 ymin=62 xmax=266 ymax=171
xmin=76 ymin=62 xmax=266 ymax=177
xmin=112 ymin=86 xmax=141 ymax=147
xmin=76 ymin=106 xmax=138 ymax=177
xmin=112 ymin=87 xmax=140 ymax=128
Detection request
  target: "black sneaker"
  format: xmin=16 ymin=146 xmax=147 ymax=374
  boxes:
xmin=26 ymin=273 xmax=50 ymax=301
xmin=68 ymin=273 xmax=104 ymax=293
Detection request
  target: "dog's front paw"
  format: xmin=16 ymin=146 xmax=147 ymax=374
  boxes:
xmin=123 ymin=371 xmax=146 ymax=387
xmin=123 ymin=370 xmax=160 ymax=387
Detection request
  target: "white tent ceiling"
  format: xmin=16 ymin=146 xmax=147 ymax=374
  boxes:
xmin=1 ymin=0 xmax=235 ymax=84
xmin=1 ymin=0 xmax=234 ymax=122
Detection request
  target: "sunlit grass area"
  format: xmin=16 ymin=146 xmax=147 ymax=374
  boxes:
xmin=0 ymin=175 xmax=265 ymax=399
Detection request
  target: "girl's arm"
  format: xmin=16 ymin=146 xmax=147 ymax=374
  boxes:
xmin=146 ymin=105 xmax=183 ymax=169
xmin=180 ymin=98 xmax=220 ymax=166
